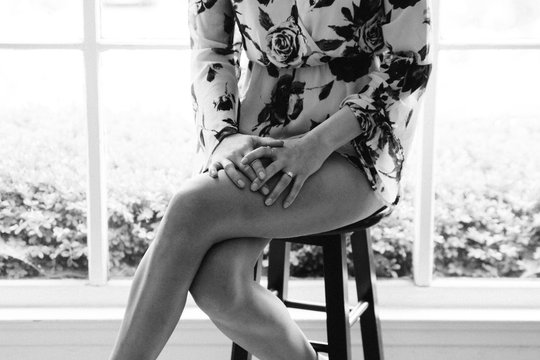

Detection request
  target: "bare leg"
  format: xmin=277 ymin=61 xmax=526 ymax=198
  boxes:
xmin=190 ymin=237 xmax=318 ymax=360
xmin=108 ymin=152 xmax=385 ymax=360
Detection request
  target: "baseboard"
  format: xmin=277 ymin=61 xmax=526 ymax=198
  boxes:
xmin=1 ymin=306 xmax=539 ymax=360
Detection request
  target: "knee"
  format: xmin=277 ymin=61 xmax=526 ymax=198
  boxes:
xmin=163 ymin=175 xmax=245 ymax=242
xmin=161 ymin=181 xmax=216 ymax=240
xmin=190 ymin=254 xmax=251 ymax=322
xmin=191 ymin=281 xmax=247 ymax=323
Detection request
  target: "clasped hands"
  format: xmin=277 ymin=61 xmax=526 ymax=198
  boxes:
xmin=207 ymin=133 xmax=329 ymax=208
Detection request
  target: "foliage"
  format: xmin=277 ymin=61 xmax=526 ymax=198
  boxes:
xmin=434 ymin=188 xmax=540 ymax=277
xmin=1 ymin=104 xmax=539 ymax=279
xmin=0 ymin=179 xmax=87 ymax=278
xmin=2 ymin=173 xmax=539 ymax=279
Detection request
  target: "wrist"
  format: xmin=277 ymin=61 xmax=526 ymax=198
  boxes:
xmin=216 ymin=132 xmax=242 ymax=147
xmin=306 ymin=106 xmax=362 ymax=154
xmin=302 ymin=130 xmax=334 ymax=160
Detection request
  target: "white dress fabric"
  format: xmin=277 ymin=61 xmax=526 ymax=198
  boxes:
xmin=189 ymin=0 xmax=433 ymax=215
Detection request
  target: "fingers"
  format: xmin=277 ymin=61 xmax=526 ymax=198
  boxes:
xmin=254 ymin=136 xmax=284 ymax=148
xmin=207 ymin=162 xmax=220 ymax=178
xmin=283 ymin=176 xmax=306 ymax=209
xmin=250 ymin=159 xmax=267 ymax=180
xmin=263 ymin=173 xmax=294 ymax=206
xmin=221 ymin=159 xmax=246 ymax=189
xmin=212 ymin=156 xmax=302 ymax=207
xmin=239 ymin=163 xmax=270 ymax=195
xmin=249 ymin=161 xmax=282 ymax=191
xmin=240 ymin=146 xmax=276 ymax=166
xmin=238 ymin=151 xmax=268 ymax=180
xmin=211 ymin=159 xmax=270 ymax=195
xmin=239 ymin=163 xmax=257 ymax=181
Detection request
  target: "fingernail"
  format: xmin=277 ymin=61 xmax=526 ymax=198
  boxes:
xmin=265 ymin=198 xmax=272 ymax=206
xmin=240 ymin=158 xmax=247 ymax=164
xmin=258 ymin=171 xmax=265 ymax=179
xmin=237 ymin=179 xmax=245 ymax=188
xmin=283 ymin=201 xmax=290 ymax=209
xmin=251 ymin=182 xmax=258 ymax=191
xmin=262 ymin=187 xmax=269 ymax=195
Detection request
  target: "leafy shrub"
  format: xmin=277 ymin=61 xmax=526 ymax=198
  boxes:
xmin=434 ymin=188 xmax=540 ymax=277
xmin=2 ymin=175 xmax=539 ymax=279
xmin=0 ymin=179 xmax=87 ymax=278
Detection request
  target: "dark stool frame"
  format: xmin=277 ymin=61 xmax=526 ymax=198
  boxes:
xmin=230 ymin=206 xmax=388 ymax=360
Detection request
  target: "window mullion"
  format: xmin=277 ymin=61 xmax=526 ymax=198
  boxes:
xmin=413 ymin=0 xmax=441 ymax=286
xmin=84 ymin=0 xmax=108 ymax=285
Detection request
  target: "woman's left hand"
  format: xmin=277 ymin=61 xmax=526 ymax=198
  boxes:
xmin=240 ymin=134 xmax=332 ymax=208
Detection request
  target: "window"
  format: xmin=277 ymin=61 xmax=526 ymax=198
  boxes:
xmin=0 ymin=0 xmax=194 ymax=282
xmin=0 ymin=1 xmax=87 ymax=280
xmin=1 ymin=0 xmax=539 ymax=300
xmin=432 ymin=0 xmax=540 ymax=280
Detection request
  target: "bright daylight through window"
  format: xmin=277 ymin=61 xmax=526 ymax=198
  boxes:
xmin=0 ymin=0 xmax=539 ymax=284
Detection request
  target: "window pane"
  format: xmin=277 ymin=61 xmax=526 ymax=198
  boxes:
xmin=0 ymin=50 xmax=87 ymax=279
xmin=101 ymin=50 xmax=196 ymax=278
xmin=440 ymin=0 xmax=540 ymax=43
xmin=369 ymin=140 xmax=419 ymax=279
xmin=100 ymin=0 xmax=189 ymax=42
xmin=0 ymin=0 xmax=82 ymax=43
xmin=434 ymin=50 xmax=540 ymax=278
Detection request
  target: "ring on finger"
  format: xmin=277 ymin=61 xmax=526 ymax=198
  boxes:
xmin=284 ymin=171 xmax=295 ymax=179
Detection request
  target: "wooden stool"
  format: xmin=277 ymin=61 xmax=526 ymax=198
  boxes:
xmin=230 ymin=205 xmax=389 ymax=360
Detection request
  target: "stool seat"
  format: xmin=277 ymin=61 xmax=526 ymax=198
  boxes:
xmin=309 ymin=205 xmax=390 ymax=236
xmin=230 ymin=206 xmax=387 ymax=360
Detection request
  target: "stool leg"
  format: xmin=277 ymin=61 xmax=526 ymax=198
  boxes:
xmin=230 ymin=254 xmax=264 ymax=360
xmin=351 ymin=229 xmax=385 ymax=360
xmin=230 ymin=343 xmax=250 ymax=360
xmin=267 ymin=240 xmax=291 ymax=300
xmin=322 ymin=234 xmax=351 ymax=360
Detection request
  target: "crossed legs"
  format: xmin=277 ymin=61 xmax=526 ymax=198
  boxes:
xmin=108 ymin=152 xmax=385 ymax=360
xmin=190 ymin=236 xmax=319 ymax=360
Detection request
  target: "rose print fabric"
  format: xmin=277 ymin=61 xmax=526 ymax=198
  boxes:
xmin=189 ymin=0 xmax=432 ymax=214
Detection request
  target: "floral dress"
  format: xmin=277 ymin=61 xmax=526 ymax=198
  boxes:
xmin=189 ymin=0 xmax=432 ymax=216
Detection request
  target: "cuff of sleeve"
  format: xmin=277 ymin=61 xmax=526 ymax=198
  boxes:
xmin=197 ymin=126 xmax=239 ymax=174
xmin=339 ymin=100 xmax=403 ymax=208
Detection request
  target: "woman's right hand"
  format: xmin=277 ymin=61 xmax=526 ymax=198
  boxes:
xmin=207 ymin=134 xmax=284 ymax=194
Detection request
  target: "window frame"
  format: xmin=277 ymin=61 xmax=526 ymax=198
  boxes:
xmin=0 ymin=0 xmax=539 ymax=306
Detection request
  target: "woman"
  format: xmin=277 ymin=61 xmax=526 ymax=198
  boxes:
xmin=108 ymin=0 xmax=432 ymax=359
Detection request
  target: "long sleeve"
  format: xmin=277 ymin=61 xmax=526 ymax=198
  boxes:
xmin=338 ymin=0 xmax=433 ymax=206
xmin=189 ymin=0 xmax=241 ymax=174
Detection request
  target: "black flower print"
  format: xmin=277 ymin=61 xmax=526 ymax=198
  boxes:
xmin=288 ymin=79 xmax=305 ymax=120
xmin=213 ymin=119 xmax=238 ymax=142
xmin=336 ymin=0 xmax=433 ymax=206
xmin=265 ymin=16 xmax=308 ymax=68
xmin=189 ymin=0 xmax=240 ymax=173
xmin=354 ymin=110 xmax=378 ymax=142
xmin=328 ymin=52 xmax=372 ymax=82
xmin=194 ymin=0 xmax=218 ymax=14
xmin=318 ymin=80 xmax=334 ymax=100
xmin=309 ymin=0 xmax=336 ymax=9
xmin=206 ymin=63 xmax=223 ymax=82
xmin=388 ymin=0 xmax=422 ymax=10
xmin=213 ymin=84 xmax=236 ymax=111
xmin=253 ymin=74 xmax=293 ymax=136
xmin=357 ymin=9 xmax=385 ymax=53
xmin=190 ymin=0 xmax=433 ymax=209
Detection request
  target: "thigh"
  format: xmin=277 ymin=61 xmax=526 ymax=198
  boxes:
xmin=189 ymin=236 xmax=270 ymax=295
xmin=179 ymin=151 xmax=386 ymax=242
